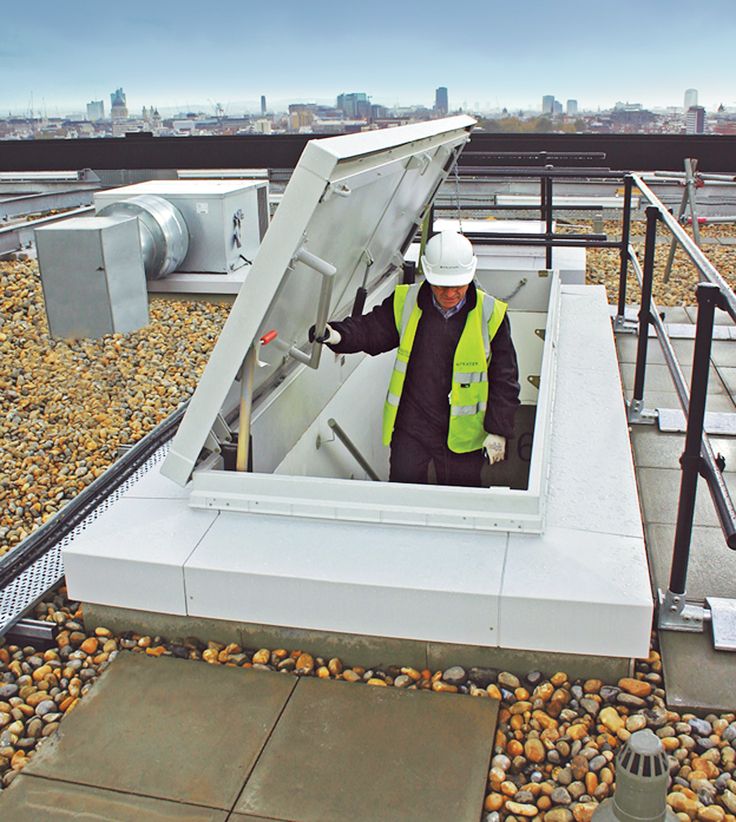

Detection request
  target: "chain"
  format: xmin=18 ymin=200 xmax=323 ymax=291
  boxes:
xmin=453 ymin=160 xmax=463 ymax=234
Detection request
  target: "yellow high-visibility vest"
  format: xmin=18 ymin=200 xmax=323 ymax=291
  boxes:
xmin=382 ymin=284 xmax=507 ymax=453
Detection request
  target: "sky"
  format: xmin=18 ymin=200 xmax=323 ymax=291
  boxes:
xmin=2 ymin=1 xmax=735 ymax=115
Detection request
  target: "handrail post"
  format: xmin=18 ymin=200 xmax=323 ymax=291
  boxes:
xmin=659 ymin=282 xmax=721 ymax=633
xmin=628 ymin=205 xmax=659 ymax=422
xmin=669 ymin=283 xmax=720 ymax=595
xmin=615 ymin=175 xmax=633 ymax=328
xmin=544 ymin=175 xmax=554 ymax=269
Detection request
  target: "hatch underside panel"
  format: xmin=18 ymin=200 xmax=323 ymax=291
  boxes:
xmin=161 ymin=116 xmax=476 ymax=485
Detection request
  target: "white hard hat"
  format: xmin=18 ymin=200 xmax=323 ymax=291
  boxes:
xmin=421 ymin=231 xmax=477 ymax=286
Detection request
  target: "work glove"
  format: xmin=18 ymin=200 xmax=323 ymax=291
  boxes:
xmin=483 ymin=433 xmax=506 ymax=465
xmin=308 ymin=323 xmax=341 ymax=345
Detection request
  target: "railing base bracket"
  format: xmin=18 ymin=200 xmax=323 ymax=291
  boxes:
xmin=658 ymin=588 xmax=706 ymax=633
xmin=613 ymin=315 xmax=638 ymax=335
xmin=627 ymin=399 xmax=658 ymax=425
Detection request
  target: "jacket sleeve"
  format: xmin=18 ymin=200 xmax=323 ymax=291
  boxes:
xmin=485 ymin=314 xmax=521 ymax=439
xmin=326 ymin=293 xmax=399 ymax=356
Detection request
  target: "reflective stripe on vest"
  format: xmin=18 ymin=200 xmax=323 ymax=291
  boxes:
xmin=382 ymin=284 xmax=508 ymax=453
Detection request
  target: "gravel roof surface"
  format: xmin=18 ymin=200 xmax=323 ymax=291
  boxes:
xmin=0 ymin=260 xmax=229 ymax=554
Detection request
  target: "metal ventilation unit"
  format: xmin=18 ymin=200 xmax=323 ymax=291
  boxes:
xmin=34 ymin=179 xmax=270 ymax=337
xmin=592 ymin=730 xmax=677 ymax=822
xmin=94 ymin=179 xmax=269 ymax=277
xmin=98 ymin=195 xmax=189 ymax=280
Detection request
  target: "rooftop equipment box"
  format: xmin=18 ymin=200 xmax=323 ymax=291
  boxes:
xmin=94 ymin=180 xmax=269 ymax=274
xmin=35 ymin=215 xmax=148 ymax=339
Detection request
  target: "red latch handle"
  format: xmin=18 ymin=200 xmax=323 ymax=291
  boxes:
xmin=260 ymin=330 xmax=278 ymax=345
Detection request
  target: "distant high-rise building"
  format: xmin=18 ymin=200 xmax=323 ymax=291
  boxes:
xmin=685 ymin=105 xmax=705 ymax=134
xmin=260 ymin=95 xmax=267 ymax=116
xmin=86 ymin=100 xmax=104 ymax=121
xmin=435 ymin=86 xmax=449 ymax=115
xmin=542 ymin=95 xmax=555 ymax=114
xmin=566 ymin=99 xmax=578 ymax=116
xmin=110 ymin=87 xmax=128 ymax=122
xmin=684 ymin=88 xmax=698 ymax=112
xmin=337 ymin=92 xmax=370 ymax=119
xmin=552 ymin=100 xmax=563 ymax=115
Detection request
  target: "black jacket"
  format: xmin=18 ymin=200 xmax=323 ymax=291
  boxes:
xmin=328 ymin=282 xmax=520 ymax=445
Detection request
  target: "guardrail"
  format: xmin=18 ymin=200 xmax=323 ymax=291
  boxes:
xmin=624 ymin=175 xmax=736 ymax=642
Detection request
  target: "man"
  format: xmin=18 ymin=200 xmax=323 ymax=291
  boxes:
xmin=311 ymin=231 xmax=520 ymax=487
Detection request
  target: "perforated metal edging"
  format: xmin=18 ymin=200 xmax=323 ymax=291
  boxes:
xmin=0 ymin=444 xmax=170 ymax=637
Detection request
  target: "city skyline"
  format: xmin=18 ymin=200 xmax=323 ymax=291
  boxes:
xmin=2 ymin=0 xmax=735 ymax=114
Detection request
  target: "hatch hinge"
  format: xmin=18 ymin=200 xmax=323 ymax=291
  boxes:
xmin=535 ymin=328 xmax=545 ymax=341
xmin=407 ymin=152 xmax=432 ymax=175
xmin=321 ymin=182 xmax=352 ymax=203
xmin=527 ymin=375 xmax=540 ymax=389
xmin=203 ymin=413 xmax=231 ymax=454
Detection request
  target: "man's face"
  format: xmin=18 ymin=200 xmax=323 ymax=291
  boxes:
xmin=430 ymin=283 xmax=469 ymax=311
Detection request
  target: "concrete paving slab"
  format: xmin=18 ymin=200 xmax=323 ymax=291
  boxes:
xmin=660 ymin=630 xmax=736 ymax=713
xmin=645 ymin=522 xmax=736 ymax=601
xmin=25 ymin=653 xmax=296 ymax=811
xmin=631 ymin=429 xmax=736 ymax=472
xmin=715 ymin=365 xmax=736 ymax=396
xmin=619 ymin=362 xmax=727 ymax=395
xmin=636 ymin=467 xmax=721 ymax=528
xmin=235 ymin=676 xmax=497 ymax=822
xmin=684 ymin=306 xmax=735 ymax=325
xmin=0 ymin=775 xmax=228 ymax=821
xmin=631 ymin=429 xmax=686 ymax=471
xmin=710 ymin=341 xmax=736 ymax=369
xmin=615 ymin=336 xmax=695 ymax=366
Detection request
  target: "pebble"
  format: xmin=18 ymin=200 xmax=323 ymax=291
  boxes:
xmin=506 ymin=801 xmax=538 ymax=817
xmin=442 ymin=666 xmax=466 ymax=686
xmin=551 ymin=787 xmax=573 ymax=806
xmin=722 ymin=791 xmax=736 ymax=814
xmin=579 ymin=698 xmax=599 ymax=717
xmin=295 ymin=653 xmax=314 ymax=675
xmin=690 ymin=718 xmax=713 ymax=737
xmin=618 ymin=677 xmax=652 ymax=698
xmin=599 ymin=706 xmax=625 ymax=733
xmin=572 ymin=802 xmax=598 ymax=822
xmin=498 ymin=672 xmax=521 ymax=690
xmin=525 ymin=738 xmax=545 ymax=764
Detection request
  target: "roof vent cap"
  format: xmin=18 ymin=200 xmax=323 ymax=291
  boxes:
xmin=592 ymin=730 xmax=678 ymax=822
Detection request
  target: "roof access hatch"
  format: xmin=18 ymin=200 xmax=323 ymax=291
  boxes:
xmin=161 ymin=116 xmax=477 ymax=485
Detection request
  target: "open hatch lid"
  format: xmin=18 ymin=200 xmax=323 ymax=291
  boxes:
xmin=161 ymin=116 xmax=476 ymax=485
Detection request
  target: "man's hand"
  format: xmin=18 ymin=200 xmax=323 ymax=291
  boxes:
xmin=308 ymin=323 xmax=341 ymax=345
xmin=483 ymin=433 xmax=506 ymax=464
